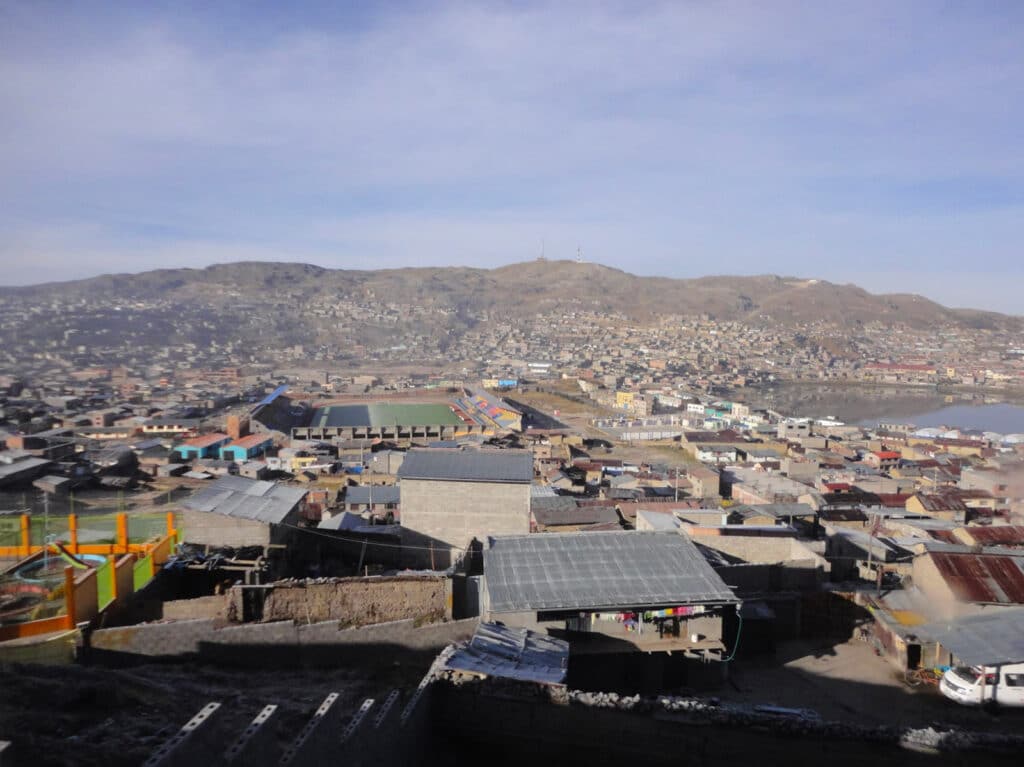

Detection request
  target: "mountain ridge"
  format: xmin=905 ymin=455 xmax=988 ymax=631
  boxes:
xmin=2 ymin=260 xmax=1015 ymax=330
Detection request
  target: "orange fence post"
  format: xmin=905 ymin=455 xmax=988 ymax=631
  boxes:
xmin=63 ymin=565 xmax=77 ymax=627
xmin=166 ymin=510 xmax=176 ymax=541
xmin=109 ymin=555 xmax=118 ymax=601
xmin=69 ymin=514 xmax=78 ymax=554
xmin=20 ymin=514 xmax=30 ymax=557
xmin=116 ymin=513 xmax=128 ymax=552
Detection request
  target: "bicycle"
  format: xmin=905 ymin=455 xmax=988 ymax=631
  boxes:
xmin=904 ymin=667 xmax=941 ymax=687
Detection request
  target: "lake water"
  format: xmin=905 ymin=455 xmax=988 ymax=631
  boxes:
xmin=744 ymin=385 xmax=1024 ymax=434
xmin=854 ymin=403 xmax=1024 ymax=434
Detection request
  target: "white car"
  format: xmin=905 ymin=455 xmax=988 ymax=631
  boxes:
xmin=939 ymin=664 xmax=1024 ymax=707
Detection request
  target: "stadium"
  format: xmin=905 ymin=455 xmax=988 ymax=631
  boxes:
xmin=290 ymin=390 xmax=523 ymax=442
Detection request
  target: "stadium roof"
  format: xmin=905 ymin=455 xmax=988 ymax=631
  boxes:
xmin=310 ymin=403 xmax=463 ymax=428
xmin=398 ymin=449 xmax=533 ymax=484
xmin=182 ymin=475 xmax=307 ymax=524
xmin=484 ymin=531 xmax=739 ymax=613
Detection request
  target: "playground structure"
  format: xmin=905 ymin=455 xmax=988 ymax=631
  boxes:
xmin=0 ymin=511 xmax=180 ymax=643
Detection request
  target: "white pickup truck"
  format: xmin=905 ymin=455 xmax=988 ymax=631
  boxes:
xmin=939 ymin=665 xmax=1024 ymax=707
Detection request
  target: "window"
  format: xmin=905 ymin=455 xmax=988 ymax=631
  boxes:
xmin=953 ymin=667 xmax=980 ymax=684
xmin=1004 ymin=673 xmax=1024 ymax=687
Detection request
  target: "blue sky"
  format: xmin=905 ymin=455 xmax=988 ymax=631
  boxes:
xmin=2 ymin=1 xmax=1023 ymax=313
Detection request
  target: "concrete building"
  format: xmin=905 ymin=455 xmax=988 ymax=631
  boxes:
xmin=397 ymin=448 xmax=533 ymax=568
xmin=341 ymin=484 xmax=400 ymax=518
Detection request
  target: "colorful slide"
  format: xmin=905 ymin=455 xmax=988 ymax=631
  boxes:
xmin=47 ymin=542 xmax=92 ymax=569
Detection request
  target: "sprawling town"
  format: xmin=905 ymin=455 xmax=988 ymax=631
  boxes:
xmin=2 ymin=299 xmax=1024 ymax=765
xmin=3 ymin=286 xmax=1024 ymax=395
xmin=3 ymin=1 xmax=1024 ymax=764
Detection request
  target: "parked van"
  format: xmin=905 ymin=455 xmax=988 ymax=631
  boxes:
xmin=939 ymin=664 xmax=1024 ymax=707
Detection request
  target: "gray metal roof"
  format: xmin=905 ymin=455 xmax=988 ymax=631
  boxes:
xmin=182 ymin=475 xmax=307 ymax=524
xmin=0 ymin=456 xmax=52 ymax=480
xmin=317 ymin=512 xmax=400 ymax=535
xmin=345 ymin=485 xmax=400 ymax=505
xmin=732 ymin=503 xmax=817 ymax=519
xmin=443 ymin=621 xmax=568 ymax=685
xmin=484 ymin=531 xmax=739 ymax=613
xmin=920 ymin=607 xmax=1024 ymax=666
xmin=530 ymin=495 xmax=579 ymax=514
xmin=397 ymin=448 xmax=533 ymax=484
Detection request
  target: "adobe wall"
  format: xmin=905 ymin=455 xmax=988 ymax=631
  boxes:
xmin=259 ymin=576 xmax=450 ymax=626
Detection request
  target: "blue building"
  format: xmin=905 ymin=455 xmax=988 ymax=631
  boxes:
xmin=176 ymin=433 xmax=232 ymax=460
xmin=219 ymin=434 xmax=274 ymax=462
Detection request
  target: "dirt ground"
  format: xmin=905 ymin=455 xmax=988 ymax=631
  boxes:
xmin=0 ymin=658 xmax=427 ymax=767
xmin=721 ymin=638 xmax=1024 ymax=733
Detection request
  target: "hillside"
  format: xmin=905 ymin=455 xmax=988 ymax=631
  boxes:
xmin=1 ymin=260 xmax=1015 ymax=329
xmin=0 ymin=260 xmax=1019 ymax=375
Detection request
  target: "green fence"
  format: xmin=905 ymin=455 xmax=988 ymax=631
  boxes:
xmin=0 ymin=517 xmax=21 ymax=548
xmin=17 ymin=512 xmax=172 ymax=547
xmin=128 ymin=513 xmax=172 ymax=542
xmin=95 ymin=559 xmax=115 ymax=610
xmin=132 ymin=555 xmax=153 ymax=591
xmin=28 ymin=517 xmax=72 ymax=546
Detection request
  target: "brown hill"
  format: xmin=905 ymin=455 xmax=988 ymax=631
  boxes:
xmin=1 ymin=259 xmax=1016 ymax=331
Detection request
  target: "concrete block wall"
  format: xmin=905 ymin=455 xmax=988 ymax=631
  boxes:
xmin=91 ymin=618 xmax=220 ymax=656
xmin=178 ymin=509 xmax=271 ymax=548
xmin=400 ymin=478 xmax=530 ymax=567
xmin=162 ymin=594 xmax=230 ymax=621
xmin=90 ymin=616 xmax=478 ymax=665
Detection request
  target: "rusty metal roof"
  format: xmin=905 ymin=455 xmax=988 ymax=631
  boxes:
xmin=959 ymin=525 xmax=1024 ymax=547
xmin=929 ymin=551 xmax=1024 ymax=604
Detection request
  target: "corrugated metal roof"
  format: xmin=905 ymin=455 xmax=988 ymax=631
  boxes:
xmin=443 ymin=622 xmax=568 ymax=685
xmin=397 ymin=449 xmax=533 ymax=484
xmin=960 ymin=526 xmax=1024 ymax=546
xmin=484 ymin=531 xmax=739 ymax=613
xmin=182 ymin=476 xmax=307 ymax=524
xmin=920 ymin=607 xmax=1024 ymax=666
xmin=317 ymin=512 xmax=400 ymax=534
xmin=345 ymin=485 xmax=400 ymax=505
xmin=531 ymin=496 xmax=579 ymax=514
xmin=930 ymin=552 xmax=1024 ymax=604
xmin=181 ymin=432 xmax=229 ymax=448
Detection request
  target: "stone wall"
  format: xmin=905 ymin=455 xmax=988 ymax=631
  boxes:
xmin=431 ymin=684 xmax=1022 ymax=766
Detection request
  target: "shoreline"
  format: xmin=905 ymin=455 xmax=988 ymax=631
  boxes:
xmin=742 ymin=379 xmax=1024 ymax=404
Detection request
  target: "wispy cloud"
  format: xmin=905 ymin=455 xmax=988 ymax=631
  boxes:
xmin=1 ymin=1 xmax=1022 ymax=311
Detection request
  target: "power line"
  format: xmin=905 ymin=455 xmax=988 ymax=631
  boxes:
xmin=277 ymin=519 xmax=472 ymax=554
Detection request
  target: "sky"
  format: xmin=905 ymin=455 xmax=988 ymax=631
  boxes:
xmin=1 ymin=1 xmax=1023 ymax=313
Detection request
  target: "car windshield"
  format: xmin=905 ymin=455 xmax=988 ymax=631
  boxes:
xmin=952 ymin=667 xmax=980 ymax=684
